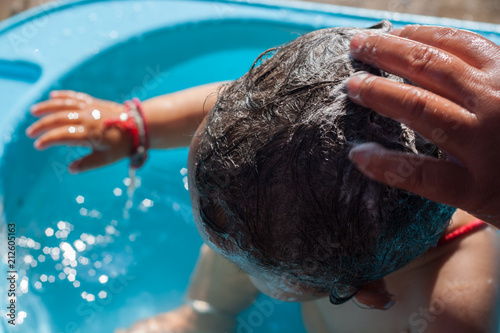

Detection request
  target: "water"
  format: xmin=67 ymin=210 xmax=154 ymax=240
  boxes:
xmin=0 ymin=21 xmax=308 ymax=333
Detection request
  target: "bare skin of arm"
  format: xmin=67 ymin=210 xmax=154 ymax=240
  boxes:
xmin=26 ymin=82 xmax=225 ymax=172
xmin=117 ymin=245 xmax=259 ymax=333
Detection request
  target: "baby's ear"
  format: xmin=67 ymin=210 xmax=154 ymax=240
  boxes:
xmin=368 ymin=20 xmax=393 ymax=33
xmin=353 ymin=278 xmax=395 ymax=310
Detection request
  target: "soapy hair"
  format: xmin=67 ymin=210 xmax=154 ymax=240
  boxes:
xmin=193 ymin=21 xmax=455 ymax=303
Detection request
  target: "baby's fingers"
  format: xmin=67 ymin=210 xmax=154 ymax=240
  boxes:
xmin=26 ymin=112 xmax=81 ymax=138
xmin=50 ymin=90 xmax=93 ymax=103
xmin=34 ymin=126 xmax=89 ymax=150
xmin=348 ymin=142 xmax=471 ymax=209
xmin=31 ymin=98 xmax=85 ymax=116
xmin=69 ymin=151 xmax=115 ymax=174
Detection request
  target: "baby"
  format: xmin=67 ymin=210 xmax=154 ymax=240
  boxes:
xmin=27 ymin=21 xmax=500 ymax=332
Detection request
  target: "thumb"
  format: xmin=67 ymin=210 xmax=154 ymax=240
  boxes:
xmin=348 ymin=142 xmax=470 ymax=208
xmin=69 ymin=151 xmax=117 ymax=174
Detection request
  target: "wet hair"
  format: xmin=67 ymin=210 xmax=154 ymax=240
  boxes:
xmin=193 ymin=20 xmax=456 ymax=304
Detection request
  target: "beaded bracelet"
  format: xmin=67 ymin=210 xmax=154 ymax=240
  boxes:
xmin=104 ymin=98 xmax=149 ymax=169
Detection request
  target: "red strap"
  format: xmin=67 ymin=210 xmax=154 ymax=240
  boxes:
xmin=437 ymin=219 xmax=487 ymax=246
xmin=103 ymin=101 xmax=141 ymax=155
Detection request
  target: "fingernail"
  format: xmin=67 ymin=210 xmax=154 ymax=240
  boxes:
xmin=348 ymin=142 xmax=384 ymax=170
xmin=69 ymin=161 xmax=80 ymax=174
xmin=349 ymin=146 xmax=371 ymax=170
xmin=352 ymin=296 xmax=376 ymax=310
xmin=383 ymin=296 xmax=396 ymax=310
xmin=347 ymin=72 xmax=370 ymax=103
xmin=34 ymin=140 xmax=43 ymax=150
xmin=350 ymin=32 xmax=370 ymax=55
xmin=390 ymin=28 xmax=403 ymax=36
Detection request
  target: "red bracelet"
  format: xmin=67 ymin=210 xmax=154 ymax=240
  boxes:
xmin=104 ymin=98 xmax=149 ymax=169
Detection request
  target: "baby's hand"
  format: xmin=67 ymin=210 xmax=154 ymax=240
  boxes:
xmin=27 ymin=90 xmax=132 ymax=173
xmin=115 ymin=305 xmax=236 ymax=333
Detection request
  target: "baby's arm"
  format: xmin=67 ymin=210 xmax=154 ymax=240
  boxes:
xmin=187 ymin=244 xmax=260 ymax=315
xmin=119 ymin=244 xmax=259 ymax=333
xmin=27 ymin=83 xmax=225 ymax=172
xmin=141 ymin=83 xmax=223 ymax=149
xmin=426 ymin=217 xmax=500 ymax=333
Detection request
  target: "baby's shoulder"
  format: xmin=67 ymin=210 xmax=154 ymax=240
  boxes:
xmin=425 ymin=220 xmax=500 ymax=332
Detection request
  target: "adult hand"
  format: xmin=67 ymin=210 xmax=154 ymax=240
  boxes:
xmin=346 ymin=25 xmax=500 ymax=227
xmin=27 ymin=91 xmax=132 ymax=173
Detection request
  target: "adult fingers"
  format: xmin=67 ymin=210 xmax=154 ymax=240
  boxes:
xmin=347 ymin=73 xmax=477 ymax=161
xmin=34 ymin=126 xmax=88 ymax=150
xmin=348 ymin=142 xmax=471 ymax=209
xmin=26 ymin=111 xmax=82 ymax=138
xmin=350 ymin=32 xmax=482 ymax=107
xmin=30 ymin=98 xmax=86 ymax=116
xmin=392 ymin=25 xmax=500 ymax=69
xmin=69 ymin=151 xmax=113 ymax=174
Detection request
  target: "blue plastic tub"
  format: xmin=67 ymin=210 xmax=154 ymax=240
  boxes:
xmin=0 ymin=1 xmax=499 ymax=332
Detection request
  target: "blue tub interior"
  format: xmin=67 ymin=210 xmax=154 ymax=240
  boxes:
xmin=1 ymin=1 xmax=500 ymax=332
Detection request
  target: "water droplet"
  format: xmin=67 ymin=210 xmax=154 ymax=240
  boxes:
xmin=27 ymin=239 xmax=35 ymax=248
xmin=98 ymin=275 xmax=108 ymax=284
xmin=105 ymin=225 xmax=116 ymax=235
xmin=74 ymin=239 xmax=86 ymax=252
xmin=20 ymin=279 xmax=29 ymax=293
xmin=91 ymin=109 xmax=101 ymax=120
xmin=103 ymin=255 xmax=113 ymax=264
xmin=86 ymin=235 xmax=96 ymax=245
xmin=24 ymin=255 xmax=33 ymax=264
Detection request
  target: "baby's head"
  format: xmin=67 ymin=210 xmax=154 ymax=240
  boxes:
xmin=187 ymin=21 xmax=455 ymax=305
